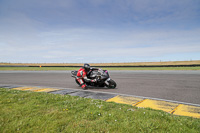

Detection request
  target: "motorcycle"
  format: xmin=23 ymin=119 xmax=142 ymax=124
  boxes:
xmin=71 ymin=69 xmax=117 ymax=89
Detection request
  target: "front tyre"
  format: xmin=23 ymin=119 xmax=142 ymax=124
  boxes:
xmin=106 ymin=79 xmax=117 ymax=89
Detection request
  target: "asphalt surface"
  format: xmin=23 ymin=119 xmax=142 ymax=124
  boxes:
xmin=0 ymin=70 xmax=200 ymax=104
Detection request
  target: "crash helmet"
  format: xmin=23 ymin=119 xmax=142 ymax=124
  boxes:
xmin=83 ymin=63 xmax=90 ymax=72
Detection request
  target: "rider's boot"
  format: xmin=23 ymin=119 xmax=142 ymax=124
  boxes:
xmin=81 ymin=84 xmax=88 ymax=90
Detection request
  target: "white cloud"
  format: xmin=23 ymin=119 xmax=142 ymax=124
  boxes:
xmin=1 ymin=26 xmax=200 ymax=62
xmin=0 ymin=0 xmax=199 ymax=63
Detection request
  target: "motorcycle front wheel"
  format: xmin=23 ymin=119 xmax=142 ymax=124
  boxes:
xmin=106 ymin=79 xmax=117 ymax=89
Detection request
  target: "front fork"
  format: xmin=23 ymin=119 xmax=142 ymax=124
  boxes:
xmin=104 ymin=78 xmax=111 ymax=86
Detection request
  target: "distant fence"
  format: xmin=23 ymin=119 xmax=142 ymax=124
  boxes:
xmin=1 ymin=65 xmax=200 ymax=67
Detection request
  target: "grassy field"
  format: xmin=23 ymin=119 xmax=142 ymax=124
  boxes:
xmin=1 ymin=60 xmax=200 ymax=66
xmin=1 ymin=60 xmax=200 ymax=70
xmin=0 ymin=66 xmax=200 ymax=71
xmin=0 ymin=88 xmax=200 ymax=133
xmin=0 ymin=67 xmax=78 ymax=71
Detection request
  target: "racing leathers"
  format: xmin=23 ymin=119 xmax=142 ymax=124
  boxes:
xmin=76 ymin=67 xmax=98 ymax=89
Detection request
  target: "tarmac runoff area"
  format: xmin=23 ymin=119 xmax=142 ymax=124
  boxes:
xmin=1 ymin=85 xmax=200 ymax=119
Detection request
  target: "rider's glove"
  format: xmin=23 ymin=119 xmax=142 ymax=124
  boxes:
xmin=91 ymin=79 xmax=97 ymax=82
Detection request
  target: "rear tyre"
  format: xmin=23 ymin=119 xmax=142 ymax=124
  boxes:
xmin=107 ymin=79 xmax=117 ymax=89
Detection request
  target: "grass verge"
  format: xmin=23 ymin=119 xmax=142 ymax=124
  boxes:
xmin=0 ymin=88 xmax=200 ymax=132
xmin=1 ymin=60 xmax=200 ymax=66
xmin=0 ymin=66 xmax=200 ymax=71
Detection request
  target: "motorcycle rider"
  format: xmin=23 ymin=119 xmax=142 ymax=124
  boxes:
xmin=76 ymin=63 xmax=98 ymax=89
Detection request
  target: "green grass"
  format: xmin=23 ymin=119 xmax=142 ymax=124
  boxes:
xmin=0 ymin=67 xmax=78 ymax=71
xmin=0 ymin=88 xmax=200 ymax=133
xmin=0 ymin=66 xmax=200 ymax=71
xmin=103 ymin=67 xmax=200 ymax=70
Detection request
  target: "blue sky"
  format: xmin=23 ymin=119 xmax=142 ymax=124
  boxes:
xmin=0 ymin=0 xmax=200 ymax=63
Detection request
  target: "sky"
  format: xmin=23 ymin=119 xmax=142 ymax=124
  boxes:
xmin=0 ymin=0 xmax=200 ymax=63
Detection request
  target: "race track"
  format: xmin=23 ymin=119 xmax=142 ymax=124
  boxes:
xmin=0 ymin=70 xmax=200 ymax=104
